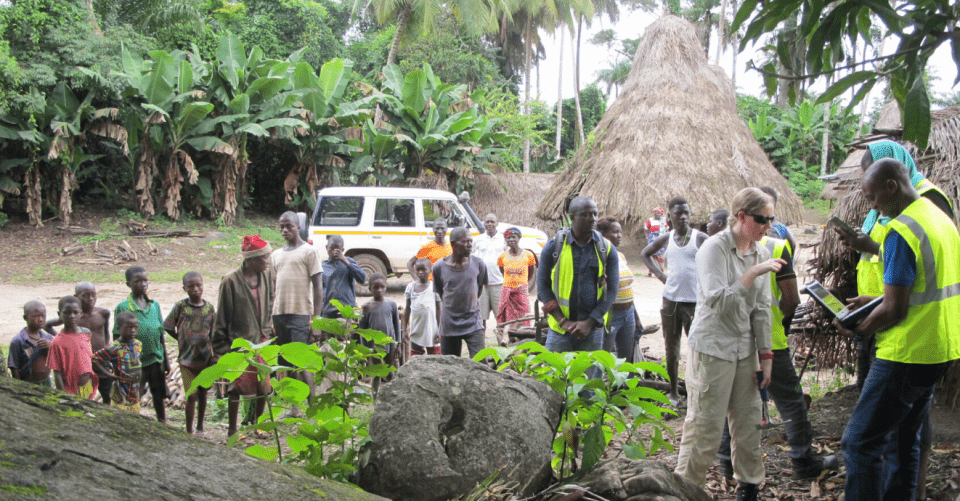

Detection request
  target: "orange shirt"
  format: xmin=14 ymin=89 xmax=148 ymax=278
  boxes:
xmin=498 ymin=250 xmax=537 ymax=288
xmin=416 ymin=241 xmax=452 ymax=279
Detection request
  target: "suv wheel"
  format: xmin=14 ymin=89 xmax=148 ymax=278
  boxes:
xmin=354 ymin=254 xmax=388 ymax=296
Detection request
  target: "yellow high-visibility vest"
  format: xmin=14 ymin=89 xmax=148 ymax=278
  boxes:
xmin=548 ymin=231 xmax=612 ymax=334
xmin=876 ymin=197 xmax=960 ymax=364
xmin=763 ymin=236 xmax=790 ymax=350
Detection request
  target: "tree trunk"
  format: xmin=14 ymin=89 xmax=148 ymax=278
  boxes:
xmin=573 ymin=16 xmax=585 ymax=147
xmin=776 ymin=11 xmax=799 ymax=109
xmin=85 ymin=0 xmax=103 ymax=36
xmin=555 ymin=31 xmax=563 ymax=159
xmin=25 ymin=163 xmax=43 ymax=227
xmin=522 ymin=16 xmax=532 ymax=173
xmin=731 ymin=0 xmax=738 ymax=89
xmin=857 ymin=36 xmax=886 ymax=136
xmin=378 ymin=4 xmax=411 ymax=126
xmin=820 ymin=98 xmax=832 ymax=177
xmin=716 ymin=0 xmax=727 ymax=64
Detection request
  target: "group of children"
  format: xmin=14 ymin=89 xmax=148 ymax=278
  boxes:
xmin=7 ymin=268 xmax=216 ymax=435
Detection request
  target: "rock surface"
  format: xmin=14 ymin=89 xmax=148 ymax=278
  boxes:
xmin=572 ymin=457 xmax=712 ymax=501
xmin=359 ymin=355 xmax=563 ymax=501
xmin=0 ymin=377 xmax=386 ymax=501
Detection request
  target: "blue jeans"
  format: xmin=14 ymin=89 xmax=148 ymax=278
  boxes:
xmin=841 ymin=358 xmax=950 ymax=501
xmin=546 ymin=327 xmax=604 ymax=381
xmin=603 ymin=306 xmax=637 ymax=362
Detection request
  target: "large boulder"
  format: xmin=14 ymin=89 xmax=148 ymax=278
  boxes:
xmin=0 ymin=377 xmax=386 ymax=501
xmin=573 ymin=457 xmax=712 ymax=501
xmin=359 ymin=355 xmax=563 ymax=501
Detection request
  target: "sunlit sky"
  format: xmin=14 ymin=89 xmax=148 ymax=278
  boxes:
xmin=531 ymin=10 xmax=958 ymax=110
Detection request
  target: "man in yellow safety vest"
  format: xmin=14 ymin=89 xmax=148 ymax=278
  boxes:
xmin=837 ymin=158 xmax=959 ymax=501
xmin=537 ymin=196 xmax=618 ymax=356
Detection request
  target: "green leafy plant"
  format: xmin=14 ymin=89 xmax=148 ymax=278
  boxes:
xmin=473 ymin=342 xmax=676 ymax=479
xmin=188 ymin=300 xmax=394 ymax=481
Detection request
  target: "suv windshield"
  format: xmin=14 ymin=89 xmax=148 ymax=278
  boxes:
xmin=314 ymin=196 xmax=364 ymax=226
xmin=422 ymin=199 xmax=469 ymax=228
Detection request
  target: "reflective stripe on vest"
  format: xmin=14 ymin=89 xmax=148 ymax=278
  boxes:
xmin=762 ymin=237 xmax=789 ymax=350
xmin=876 ymin=198 xmax=960 ymax=364
xmin=916 ymin=178 xmax=955 ymax=212
xmin=548 ymin=233 xmax=611 ymax=334
xmin=856 ymin=223 xmax=888 ymax=297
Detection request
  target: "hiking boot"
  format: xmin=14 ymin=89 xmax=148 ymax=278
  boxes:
xmin=718 ymin=458 xmax=734 ymax=480
xmin=791 ymin=455 xmax=839 ymax=479
xmin=735 ymin=483 xmax=758 ymax=501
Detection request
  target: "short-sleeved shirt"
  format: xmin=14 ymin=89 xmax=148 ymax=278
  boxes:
xmin=416 ymin=240 xmax=452 ymax=280
xmin=359 ymin=300 xmax=400 ymax=348
xmin=615 ymin=252 xmax=635 ymax=304
xmin=162 ymin=299 xmax=215 ymax=369
xmin=473 ymin=232 xmax=506 ymax=285
xmin=272 ymin=243 xmax=323 ymax=316
xmin=434 ymin=256 xmax=487 ymax=337
xmin=883 ymin=230 xmax=918 ymax=287
xmin=47 ymin=330 xmax=96 ymax=396
xmin=93 ymin=340 xmax=142 ymax=406
xmin=8 ymin=329 xmax=55 ymax=382
xmin=498 ymin=250 xmax=537 ymax=288
xmin=114 ymin=295 xmax=166 ymax=367
xmin=645 ymin=217 xmax=667 ymax=233
xmin=405 ymin=281 xmax=440 ymax=347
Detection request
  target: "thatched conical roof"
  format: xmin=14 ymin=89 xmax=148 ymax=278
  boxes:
xmin=536 ymin=15 xmax=803 ymax=229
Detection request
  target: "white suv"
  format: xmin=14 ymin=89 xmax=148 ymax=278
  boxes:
xmin=306 ymin=187 xmax=548 ymax=280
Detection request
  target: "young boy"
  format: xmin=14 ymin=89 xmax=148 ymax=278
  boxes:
xmin=46 ymin=282 xmax=112 ymax=403
xmin=47 ymin=296 xmax=97 ymax=398
xmin=8 ymin=301 xmax=55 ymax=385
xmin=705 ymin=209 xmax=729 ymax=237
xmin=92 ymin=312 xmax=142 ymax=413
xmin=321 ymin=235 xmax=367 ymax=319
xmin=403 ymin=259 xmax=441 ymax=356
xmin=114 ymin=266 xmax=169 ymax=423
xmin=359 ymin=273 xmax=400 ymax=392
xmin=163 ymin=271 xmax=215 ymax=435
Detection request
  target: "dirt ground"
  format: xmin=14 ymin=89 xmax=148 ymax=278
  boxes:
xmin=4 ymin=210 xmax=959 ymax=500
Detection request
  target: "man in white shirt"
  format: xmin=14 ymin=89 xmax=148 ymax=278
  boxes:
xmin=472 ymin=213 xmax=505 ymax=342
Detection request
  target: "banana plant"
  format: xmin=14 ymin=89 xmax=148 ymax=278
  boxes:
xmin=0 ymin=113 xmax=48 ymax=226
xmin=114 ymin=44 xmax=230 ymax=219
xmin=371 ymin=63 xmax=513 ymax=189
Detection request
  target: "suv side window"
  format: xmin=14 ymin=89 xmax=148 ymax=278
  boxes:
xmin=373 ymin=198 xmax=416 ymax=227
xmin=422 ymin=199 xmax=469 ymax=228
xmin=314 ymin=196 xmax=364 ymax=226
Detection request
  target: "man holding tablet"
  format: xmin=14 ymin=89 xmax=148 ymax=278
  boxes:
xmin=837 ymin=158 xmax=960 ymax=501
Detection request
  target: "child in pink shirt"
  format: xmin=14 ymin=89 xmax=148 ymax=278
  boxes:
xmin=48 ymin=296 xmax=98 ymax=399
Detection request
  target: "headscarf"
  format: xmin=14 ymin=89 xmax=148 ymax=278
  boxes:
xmin=503 ymin=227 xmax=522 ymax=238
xmin=653 ymin=207 xmax=664 ymax=215
xmin=240 ymin=235 xmax=273 ymax=258
xmin=861 ymin=141 xmax=925 ymax=234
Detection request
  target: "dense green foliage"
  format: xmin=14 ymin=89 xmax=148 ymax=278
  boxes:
xmin=733 ymin=0 xmax=960 ymax=150
xmin=475 ymin=342 xmax=674 ymax=478
xmin=738 ymin=95 xmax=861 ymax=201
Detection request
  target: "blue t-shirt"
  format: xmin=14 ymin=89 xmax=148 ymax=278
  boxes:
xmin=883 ymin=229 xmax=917 ymax=288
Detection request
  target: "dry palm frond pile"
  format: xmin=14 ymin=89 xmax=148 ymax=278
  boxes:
xmin=536 ymin=15 xmax=803 ymax=234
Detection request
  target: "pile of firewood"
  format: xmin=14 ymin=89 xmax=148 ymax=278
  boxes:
xmin=63 ymin=239 xmax=142 ymax=266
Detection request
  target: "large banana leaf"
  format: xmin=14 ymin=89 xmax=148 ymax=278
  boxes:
xmin=176 ymin=102 xmax=214 ymax=133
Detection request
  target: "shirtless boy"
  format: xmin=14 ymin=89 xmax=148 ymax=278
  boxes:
xmin=47 ymin=282 xmax=112 ymax=402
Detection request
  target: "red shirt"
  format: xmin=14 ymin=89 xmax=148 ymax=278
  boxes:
xmin=48 ymin=330 xmax=98 ymax=397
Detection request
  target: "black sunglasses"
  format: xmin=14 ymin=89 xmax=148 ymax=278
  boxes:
xmin=745 ymin=213 xmax=776 ymax=225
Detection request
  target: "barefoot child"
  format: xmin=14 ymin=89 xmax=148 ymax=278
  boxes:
xmin=114 ymin=266 xmax=169 ymax=423
xmin=403 ymin=259 xmax=441 ymax=356
xmin=163 ymin=271 xmax=215 ymax=435
xmin=92 ymin=312 xmax=142 ymax=413
xmin=47 ymin=296 xmax=98 ymax=398
xmin=8 ymin=301 xmax=55 ymax=385
xmin=46 ymin=282 xmax=112 ymax=402
xmin=359 ymin=273 xmax=400 ymax=392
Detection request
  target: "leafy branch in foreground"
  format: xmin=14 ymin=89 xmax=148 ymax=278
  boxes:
xmin=474 ymin=342 xmax=676 ymax=480
xmin=188 ymin=300 xmax=395 ymax=482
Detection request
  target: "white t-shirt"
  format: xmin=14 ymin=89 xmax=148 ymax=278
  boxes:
xmin=271 ymin=243 xmax=323 ymax=316
xmin=404 ymin=281 xmax=440 ymax=347
xmin=473 ymin=232 xmax=505 ymax=285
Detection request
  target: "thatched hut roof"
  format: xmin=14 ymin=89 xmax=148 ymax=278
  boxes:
xmin=536 ymin=15 xmax=803 ymax=230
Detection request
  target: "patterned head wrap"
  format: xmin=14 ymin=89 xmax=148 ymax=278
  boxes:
xmin=653 ymin=207 xmax=664 ymax=214
xmin=861 ymin=141 xmax=925 ymax=233
xmin=503 ymin=227 xmax=522 ymax=238
xmin=241 ymin=235 xmax=273 ymax=258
